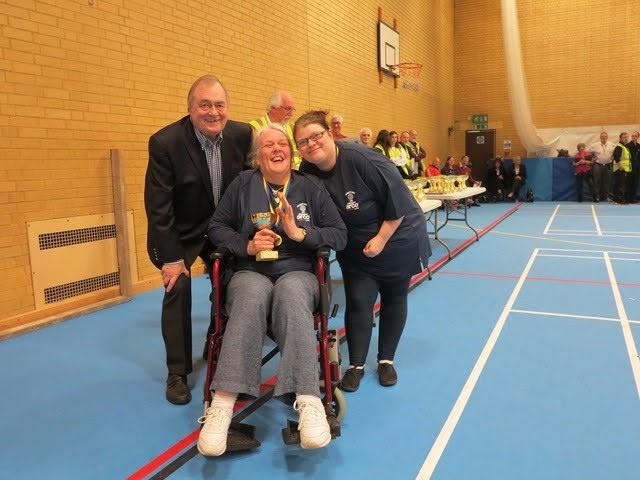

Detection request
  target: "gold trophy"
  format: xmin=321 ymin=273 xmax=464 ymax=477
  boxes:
xmin=250 ymin=212 xmax=282 ymax=262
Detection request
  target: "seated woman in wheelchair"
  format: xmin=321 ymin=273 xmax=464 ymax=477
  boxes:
xmin=197 ymin=125 xmax=347 ymax=456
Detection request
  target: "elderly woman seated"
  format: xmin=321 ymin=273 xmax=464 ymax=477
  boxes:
xmin=197 ymin=125 xmax=347 ymax=456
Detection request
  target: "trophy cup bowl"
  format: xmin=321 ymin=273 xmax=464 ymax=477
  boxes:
xmin=250 ymin=212 xmax=282 ymax=262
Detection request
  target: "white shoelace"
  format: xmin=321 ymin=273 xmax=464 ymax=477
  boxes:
xmin=293 ymin=400 xmax=326 ymax=430
xmin=197 ymin=405 xmax=231 ymax=427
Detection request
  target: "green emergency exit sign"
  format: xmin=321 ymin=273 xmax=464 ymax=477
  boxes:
xmin=472 ymin=114 xmax=489 ymax=130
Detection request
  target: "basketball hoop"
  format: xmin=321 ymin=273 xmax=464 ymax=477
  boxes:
xmin=391 ymin=62 xmax=423 ymax=78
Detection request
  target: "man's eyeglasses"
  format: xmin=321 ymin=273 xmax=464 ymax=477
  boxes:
xmin=296 ymin=130 xmax=326 ymax=148
xmin=279 ymin=105 xmax=296 ymax=113
xmin=197 ymin=101 xmax=226 ymax=112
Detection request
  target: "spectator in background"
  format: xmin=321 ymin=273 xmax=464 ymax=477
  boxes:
xmin=589 ymin=131 xmax=616 ymax=201
xmin=399 ymin=131 xmax=418 ymax=175
xmin=357 ymin=127 xmax=372 ymax=146
xmin=487 ymin=157 xmax=507 ymax=201
xmin=408 ymin=130 xmax=427 ymax=169
xmin=459 ymin=155 xmax=481 ymax=187
xmin=626 ymin=131 xmax=639 ymax=204
xmin=330 ymin=114 xmax=347 ymax=140
xmin=441 ymin=156 xmax=458 ymax=175
xmin=249 ymin=90 xmax=300 ymax=169
xmin=373 ymin=129 xmax=392 ymax=157
xmin=389 ymin=131 xmax=413 ymax=179
xmin=573 ymin=143 xmax=596 ymax=203
xmin=426 ymin=157 xmax=442 ymax=177
xmin=612 ymin=132 xmax=632 ymax=204
xmin=507 ymin=156 xmax=527 ymax=201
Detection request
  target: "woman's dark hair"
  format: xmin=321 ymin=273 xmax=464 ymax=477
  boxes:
xmin=293 ymin=110 xmax=330 ymax=137
xmin=374 ymin=129 xmax=392 ymax=156
xmin=389 ymin=130 xmax=399 ymax=148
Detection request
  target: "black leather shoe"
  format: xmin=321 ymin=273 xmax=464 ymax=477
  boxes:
xmin=340 ymin=367 xmax=364 ymax=392
xmin=377 ymin=363 xmax=397 ymax=387
xmin=166 ymin=374 xmax=191 ymax=405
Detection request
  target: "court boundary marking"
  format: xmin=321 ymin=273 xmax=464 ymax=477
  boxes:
xmin=416 ymin=246 xmax=640 ymax=479
xmin=543 ymin=204 xmax=640 ymax=238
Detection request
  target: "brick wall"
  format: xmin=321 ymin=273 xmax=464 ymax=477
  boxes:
xmin=0 ymin=0 xmax=454 ymax=321
xmin=454 ymin=0 xmax=640 ymax=158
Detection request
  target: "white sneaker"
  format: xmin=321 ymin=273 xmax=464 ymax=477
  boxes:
xmin=294 ymin=397 xmax=331 ymax=449
xmin=197 ymin=406 xmax=233 ymax=456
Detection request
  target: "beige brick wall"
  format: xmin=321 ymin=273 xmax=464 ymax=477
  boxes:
xmin=0 ymin=0 xmax=454 ymax=321
xmin=454 ymin=0 xmax=640 ymax=158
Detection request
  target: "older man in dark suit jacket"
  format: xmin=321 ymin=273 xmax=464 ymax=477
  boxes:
xmin=145 ymin=75 xmax=252 ymax=404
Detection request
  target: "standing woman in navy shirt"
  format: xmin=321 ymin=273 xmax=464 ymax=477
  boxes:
xmin=295 ymin=111 xmax=431 ymax=391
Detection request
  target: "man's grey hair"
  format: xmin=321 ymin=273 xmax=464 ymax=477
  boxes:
xmin=360 ymin=127 xmax=372 ymax=135
xmin=187 ymin=74 xmax=227 ymax=109
xmin=267 ymin=91 xmax=289 ymax=110
xmin=249 ymin=124 xmax=295 ymax=169
xmin=331 ymin=114 xmax=344 ymax=123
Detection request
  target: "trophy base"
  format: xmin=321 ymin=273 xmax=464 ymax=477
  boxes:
xmin=256 ymin=250 xmax=279 ymax=262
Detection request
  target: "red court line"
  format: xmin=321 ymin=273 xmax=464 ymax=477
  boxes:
xmin=439 ymin=270 xmax=640 ymax=288
xmin=128 ymin=204 xmax=521 ymax=479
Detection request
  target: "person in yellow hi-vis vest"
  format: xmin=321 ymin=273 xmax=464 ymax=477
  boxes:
xmin=249 ymin=91 xmax=301 ymax=169
xmin=612 ymin=131 xmax=632 ymax=204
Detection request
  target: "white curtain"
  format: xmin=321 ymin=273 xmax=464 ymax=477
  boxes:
xmin=500 ymin=0 xmax=639 ymax=157
xmin=501 ymin=0 xmax=559 ymax=156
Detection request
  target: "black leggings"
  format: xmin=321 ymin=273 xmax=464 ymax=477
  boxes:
xmin=342 ymin=269 xmax=410 ymax=365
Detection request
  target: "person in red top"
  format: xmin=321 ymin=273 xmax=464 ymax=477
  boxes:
xmin=573 ymin=142 xmax=597 ymax=202
xmin=425 ymin=157 xmax=442 ymax=177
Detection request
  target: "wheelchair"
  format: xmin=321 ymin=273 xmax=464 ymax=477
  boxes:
xmin=202 ymin=247 xmax=346 ymax=452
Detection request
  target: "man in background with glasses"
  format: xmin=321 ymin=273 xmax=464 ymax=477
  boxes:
xmin=249 ymin=91 xmax=300 ymax=169
xmin=145 ymin=74 xmax=252 ymax=405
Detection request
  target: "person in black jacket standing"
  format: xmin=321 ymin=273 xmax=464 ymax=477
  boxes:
xmin=144 ymin=75 xmax=252 ymax=404
xmin=627 ymin=131 xmax=640 ymax=204
xmin=507 ymin=156 xmax=527 ymax=201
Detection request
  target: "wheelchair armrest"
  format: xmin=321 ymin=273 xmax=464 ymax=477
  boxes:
xmin=316 ymin=247 xmax=331 ymax=259
xmin=210 ymin=247 xmax=231 ymax=261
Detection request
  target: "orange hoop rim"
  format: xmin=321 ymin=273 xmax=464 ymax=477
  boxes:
xmin=391 ymin=62 xmax=423 ymax=78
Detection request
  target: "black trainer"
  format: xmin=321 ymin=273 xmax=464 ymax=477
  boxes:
xmin=377 ymin=363 xmax=397 ymax=387
xmin=166 ymin=374 xmax=191 ymax=405
xmin=340 ymin=367 xmax=364 ymax=392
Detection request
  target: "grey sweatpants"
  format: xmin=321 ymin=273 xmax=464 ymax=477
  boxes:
xmin=211 ymin=270 xmax=320 ymax=398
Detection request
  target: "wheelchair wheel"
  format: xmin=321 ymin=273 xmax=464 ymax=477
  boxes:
xmin=332 ymin=387 xmax=347 ymax=423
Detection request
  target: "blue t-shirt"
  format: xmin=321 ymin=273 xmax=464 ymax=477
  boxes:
xmin=301 ymin=142 xmax=431 ymax=280
xmin=208 ymin=169 xmax=347 ymax=279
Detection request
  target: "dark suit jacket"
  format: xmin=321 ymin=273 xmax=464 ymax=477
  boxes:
xmin=144 ymin=115 xmax=252 ymax=268
xmin=508 ymin=164 xmax=527 ymax=185
xmin=486 ymin=165 xmax=508 ymax=194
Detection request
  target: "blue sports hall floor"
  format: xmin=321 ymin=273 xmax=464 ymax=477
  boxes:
xmin=1 ymin=201 xmax=640 ymax=479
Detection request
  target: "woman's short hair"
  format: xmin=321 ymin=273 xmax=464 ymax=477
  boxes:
xmin=249 ymin=124 xmax=294 ymax=169
xmin=577 ymin=142 xmax=586 ymax=150
xmin=293 ymin=110 xmax=330 ymax=138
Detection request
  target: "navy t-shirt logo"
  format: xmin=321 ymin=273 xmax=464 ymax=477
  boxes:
xmin=345 ymin=191 xmax=359 ymax=210
xmin=296 ymin=202 xmax=311 ymax=222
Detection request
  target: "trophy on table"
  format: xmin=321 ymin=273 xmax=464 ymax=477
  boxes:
xmin=250 ymin=212 xmax=282 ymax=261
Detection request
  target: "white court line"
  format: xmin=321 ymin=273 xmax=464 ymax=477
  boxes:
xmin=610 ymin=257 xmax=640 ymax=262
xmin=603 ymin=231 xmax=640 ymax=234
xmin=415 ymin=249 xmax=539 ymax=480
xmin=510 ymin=309 xmax=620 ymax=323
xmin=546 ymin=233 xmax=640 ymax=238
xmin=548 ymin=229 xmax=599 ymax=233
xmin=557 ymin=214 xmax=640 ymax=218
xmin=543 ymin=204 xmax=559 ymax=234
xmin=591 ymin=205 xmax=603 ymax=236
xmin=539 ymin=248 xmax=640 ymax=255
xmin=603 ymin=252 xmax=640 ymax=399
xmin=536 ymin=253 xmax=603 ymax=260
xmin=487 ymin=230 xmax=640 ymax=252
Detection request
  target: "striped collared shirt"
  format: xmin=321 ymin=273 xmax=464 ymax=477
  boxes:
xmin=194 ymin=127 xmax=223 ymax=204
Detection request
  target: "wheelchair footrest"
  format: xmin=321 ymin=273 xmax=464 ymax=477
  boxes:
xmin=226 ymin=422 xmax=261 ymax=452
xmin=281 ymin=420 xmax=301 ymax=445
xmin=327 ymin=413 xmax=341 ymax=439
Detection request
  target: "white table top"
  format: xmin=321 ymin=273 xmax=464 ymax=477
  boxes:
xmin=424 ymin=186 xmax=486 ymax=201
xmin=419 ymin=199 xmax=442 ymax=213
